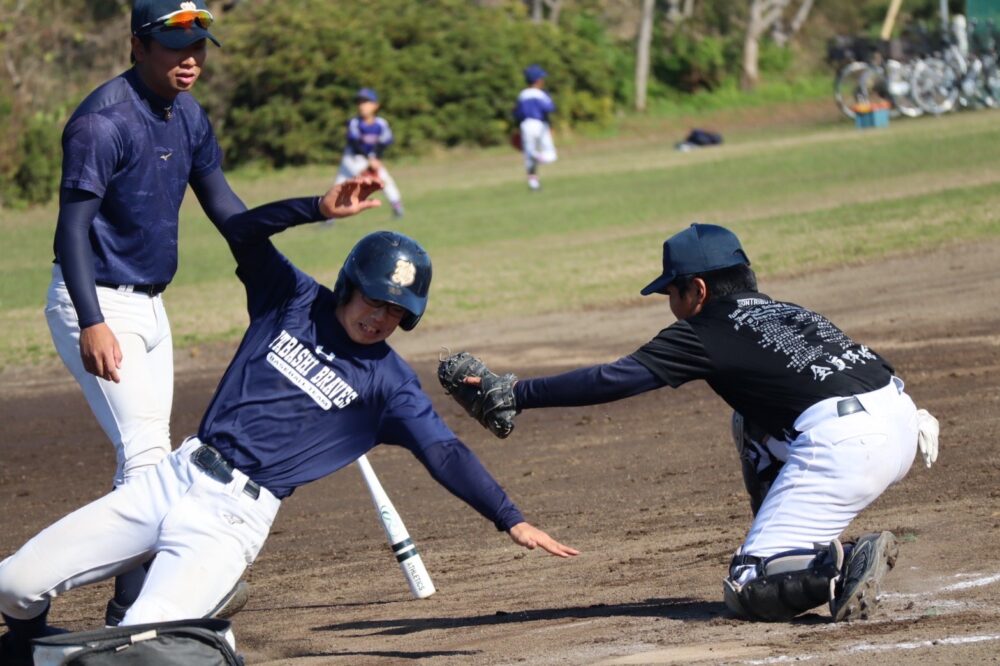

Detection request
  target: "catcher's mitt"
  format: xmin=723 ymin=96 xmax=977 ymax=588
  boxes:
xmin=438 ymin=351 xmax=517 ymax=438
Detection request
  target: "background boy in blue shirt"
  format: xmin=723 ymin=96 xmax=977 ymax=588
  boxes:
xmin=514 ymin=65 xmax=558 ymax=191
xmin=332 ymin=88 xmax=405 ymax=218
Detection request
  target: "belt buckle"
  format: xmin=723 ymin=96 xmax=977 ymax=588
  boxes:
xmin=193 ymin=445 xmax=258 ymax=499
xmin=193 ymin=445 xmax=234 ymax=485
xmin=191 ymin=445 xmax=214 ymax=470
xmin=836 ymin=396 xmax=865 ymax=417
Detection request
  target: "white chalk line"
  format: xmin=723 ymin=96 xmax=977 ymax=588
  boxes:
xmin=740 ymin=572 xmax=1000 ymax=664
xmin=883 ymin=571 xmax=1000 ymax=599
xmin=849 ymin=633 xmax=1000 ymax=652
xmin=941 ymin=573 xmax=1000 ymax=592
xmin=743 ymin=634 xmax=1000 ymax=664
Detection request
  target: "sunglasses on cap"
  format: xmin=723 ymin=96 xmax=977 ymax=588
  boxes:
xmin=135 ymin=8 xmax=215 ymax=35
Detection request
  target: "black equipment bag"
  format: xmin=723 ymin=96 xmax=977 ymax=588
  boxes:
xmin=31 ymin=618 xmax=242 ymax=666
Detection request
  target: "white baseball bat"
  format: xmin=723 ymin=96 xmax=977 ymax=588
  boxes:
xmin=356 ymin=454 xmax=436 ymax=599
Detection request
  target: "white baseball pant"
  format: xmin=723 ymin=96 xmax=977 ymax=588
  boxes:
xmin=335 ymin=154 xmax=402 ymax=204
xmin=520 ymin=118 xmax=557 ymax=171
xmin=739 ymin=377 xmax=918 ymax=561
xmin=45 ymin=265 xmax=173 ymax=487
xmin=0 ymin=438 xmax=279 ymax=624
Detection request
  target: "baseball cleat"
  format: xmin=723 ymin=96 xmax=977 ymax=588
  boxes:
xmin=209 ymin=581 xmax=251 ymax=619
xmin=830 ymin=531 xmax=898 ymax=622
xmin=104 ymin=599 xmax=129 ymax=627
xmin=0 ymin=631 xmax=33 ymax=666
xmin=1 ymin=625 xmax=69 ymax=666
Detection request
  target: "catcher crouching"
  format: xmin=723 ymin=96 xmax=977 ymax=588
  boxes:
xmin=439 ymin=223 xmax=941 ymax=623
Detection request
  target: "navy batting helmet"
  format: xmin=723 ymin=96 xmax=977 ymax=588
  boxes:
xmin=334 ymin=231 xmax=432 ymax=331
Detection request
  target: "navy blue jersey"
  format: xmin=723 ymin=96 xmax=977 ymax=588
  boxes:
xmin=514 ymin=88 xmax=556 ymax=124
xmin=198 ymin=198 xmax=525 ymax=533
xmin=345 ymin=116 xmax=394 ymax=158
xmin=57 ymin=68 xmax=222 ymax=286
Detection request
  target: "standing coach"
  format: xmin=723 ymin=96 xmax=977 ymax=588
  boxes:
xmin=45 ymin=0 xmax=248 ymax=626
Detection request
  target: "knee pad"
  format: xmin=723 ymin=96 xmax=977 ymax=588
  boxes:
xmin=723 ymin=541 xmax=844 ymax=622
xmin=731 ymin=411 xmax=783 ymax=515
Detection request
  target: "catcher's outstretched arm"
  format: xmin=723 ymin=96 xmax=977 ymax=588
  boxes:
xmin=513 ymin=356 xmax=663 ymax=409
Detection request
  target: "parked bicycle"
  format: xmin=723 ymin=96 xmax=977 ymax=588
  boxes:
xmin=832 ymin=18 xmax=1000 ymax=121
xmin=909 ymin=15 xmax=998 ymax=114
xmin=830 ymin=36 xmax=923 ymax=119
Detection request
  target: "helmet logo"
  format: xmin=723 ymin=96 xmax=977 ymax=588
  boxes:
xmin=391 ymin=259 xmax=416 ymax=287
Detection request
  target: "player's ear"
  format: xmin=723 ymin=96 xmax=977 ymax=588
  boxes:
xmin=693 ymin=277 xmax=709 ymax=305
xmin=131 ymin=36 xmax=147 ymax=63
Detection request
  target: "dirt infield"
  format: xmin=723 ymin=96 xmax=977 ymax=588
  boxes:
xmin=2 ymin=240 xmax=999 ymax=665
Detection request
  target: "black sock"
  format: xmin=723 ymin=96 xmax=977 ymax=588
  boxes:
xmin=113 ymin=559 xmax=153 ymax=607
xmin=3 ymin=604 xmax=49 ymax=650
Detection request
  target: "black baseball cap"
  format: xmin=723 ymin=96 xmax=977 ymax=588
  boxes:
xmin=640 ymin=223 xmax=751 ymax=295
xmin=132 ymin=0 xmax=220 ymax=49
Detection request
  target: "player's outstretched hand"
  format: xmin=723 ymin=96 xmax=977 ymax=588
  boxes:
xmin=320 ymin=174 xmax=384 ymax=219
xmin=80 ymin=322 xmax=122 ymax=383
xmin=508 ymin=522 xmax=580 ymax=558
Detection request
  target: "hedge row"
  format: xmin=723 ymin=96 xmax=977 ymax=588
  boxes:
xmin=209 ymin=0 xmax=620 ymax=167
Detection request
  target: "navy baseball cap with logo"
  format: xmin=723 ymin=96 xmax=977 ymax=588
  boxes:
xmin=132 ymin=0 xmax=221 ymax=49
xmin=640 ymin=223 xmax=751 ymax=295
xmin=356 ymin=88 xmax=379 ymax=103
xmin=523 ymin=64 xmax=548 ymax=84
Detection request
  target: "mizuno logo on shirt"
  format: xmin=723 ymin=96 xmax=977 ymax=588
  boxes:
xmin=267 ymin=330 xmax=358 ymax=410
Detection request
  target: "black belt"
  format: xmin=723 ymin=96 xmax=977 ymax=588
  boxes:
xmin=836 ymin=396 xmax=865 ymax=417
xmin=191 ymin=445 xmax=260 ymax=500
xmin=96 ymin=280 xmax=168 ymax=296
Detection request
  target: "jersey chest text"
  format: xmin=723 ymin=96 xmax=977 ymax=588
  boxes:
xmin=725 ymin=300 xmax=879 ymax=383
xmin=266 ymin=329 xmax=359 ymax=410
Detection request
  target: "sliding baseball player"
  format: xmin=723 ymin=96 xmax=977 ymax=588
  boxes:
xmin=0 ymin=176 xmax=576 ymax=665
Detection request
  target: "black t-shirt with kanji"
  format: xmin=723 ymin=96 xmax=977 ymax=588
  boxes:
xmin=630 ymin=292 xmax=893 ymax=440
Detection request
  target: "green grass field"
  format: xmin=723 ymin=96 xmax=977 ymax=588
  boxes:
xmin=2 ymin=108 xmax=999 ymax=369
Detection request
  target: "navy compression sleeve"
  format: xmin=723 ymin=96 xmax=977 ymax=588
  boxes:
xmin=413 ymin=439 xmax=525 ymax=531
xmin=514 ymin=355 xmax=665 ymax=410
xmin=190 ymin=167 xmax=247 ymax=229
xmin=218 ymin=197 xmax=322 ymax=247
xmin=53 ymin=189 xmax=104 ymax=328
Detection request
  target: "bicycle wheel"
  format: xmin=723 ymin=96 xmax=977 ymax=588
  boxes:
xmin=983 ymin=58 xmax=1000 ymax=107
xmin=970 ymin=56 xmax=1000 ymax=108
xmin=885 ymin=60 xmax=924 ymax=118
xmin=910 ymin=56 xmax=959 ymax=114
xmin=834 ymin=61 xmax=876 ymax=119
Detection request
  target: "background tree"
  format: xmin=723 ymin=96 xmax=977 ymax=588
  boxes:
xmin=529 ymin=0 xmax=564 ymax=24
xmin=743 ymin=0 xmax=781 ymax=90
xmin=634 ymin=0 xmax=655 ymax=111
xmin=0 ymin=0 xmax=951 ymax=208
